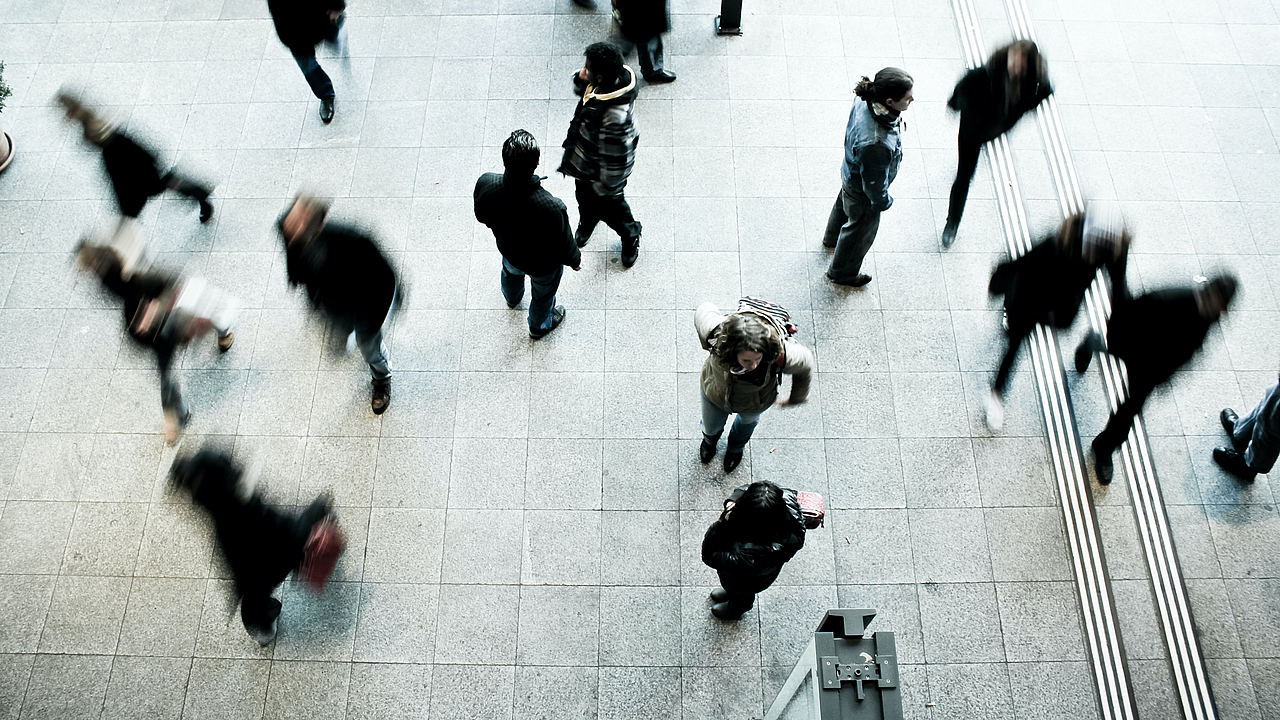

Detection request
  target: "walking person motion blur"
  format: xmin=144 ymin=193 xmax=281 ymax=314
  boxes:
xmin=823 ymin=68 xmax=914 ymax=288
xmin=268 ymin=0 xmax=348 ymax=123
xmin=170 ymin=449 xmax=344 ymax=646
xmin=695 ymin=299 xmax=813 ymax=473
xmin=278 ymin=195 xmax=399 ymax=414
xmin=702 ymin=481 xmax=807 ymax=620
xmin=984 ymin=207 xmax=1129 ymax=430
xmin=942 ymin=40 xmax=1052 ymax=248
xmin=1077 ymin=274 xmax=1238 ymax=484
xmin=1215 ymin=374 xmax=1280 ymax=482
xmin=77 ymin=243 xmax=238 ymax=443
xmin=559 ymin=42 xmax=643 ymax=268
xmin=612 ymin=0 xmax=677 ymax=83
xmin=475 ymin=130 xmax=581 ymax=338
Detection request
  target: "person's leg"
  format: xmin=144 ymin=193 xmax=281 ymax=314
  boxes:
xmin=527 ymin=266 xmax=564 ymax=333
xmin=291 ymin=49 xmax=335 ymax=100
xmin=1241 ymin=383 xmax=1280 ymax=472
xmin=240 ymin=591 xmax=283 ymax=645
xmin=1093 ymin=376 xmax=1154 ymax=482
xmin=821 ymin=189 xmax=849 ymax=248
xmin=156 ymin=344 xmax=188 ymax=442
xmin=161 ymin=170 xmax=215 ymax=222
xmin=946 ymin=137 xmax=982 ymax=230
xmin=726 ymin=409 xmax=764 ymax=453
xmin=993 ymin=325 xmax=1030 ymax=395
xmin=594 ymin=186 xmax=643 ymax=240
xmin=700 ymin=391 xmax=730 ymax=443
xmin=827 ymin=187 xmax=881 ymax=284
xmin=637 ymin=35 xmax=663 ymax=76
xmin=500 ymin=259 xmax=526 ymax=309
xmin=575 ymin=179 xmax=601 ymax=242
xmin=354 ymin=327 xmax=392 ymax=382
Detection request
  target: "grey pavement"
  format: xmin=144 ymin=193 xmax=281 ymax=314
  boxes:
xmin=0 ymin=0 xmax=1277 ymax=718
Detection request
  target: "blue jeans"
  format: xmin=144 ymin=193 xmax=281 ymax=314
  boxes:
xmin=501 ymin=259 xmax=562 ymax=333
xmin=700 ymin=391 xmax=764 ymax=453
xmin=1234 ymin=380 xmax=1280 ymax=473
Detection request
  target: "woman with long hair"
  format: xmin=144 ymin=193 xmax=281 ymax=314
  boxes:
xmin=702 ymin=481 xmax=807 ymax=620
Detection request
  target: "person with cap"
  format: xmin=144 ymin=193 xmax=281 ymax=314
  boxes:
xmin=1215 ymin=376 xmax=1280 ymax=482
xmin=984 ymin=207 xmax=1129 ymax=429
xmin=1077 ymin=274 xmax=1238 ymax=484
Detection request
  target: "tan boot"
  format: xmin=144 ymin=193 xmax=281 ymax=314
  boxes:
xmin=217 ymin=331 xmax=234 ymax=352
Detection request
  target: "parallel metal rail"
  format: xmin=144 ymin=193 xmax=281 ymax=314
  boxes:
xmin=950 ymin=2 xmax=1138 ymax=719
xmin=1002 ymin=0 xmax=1219 ymax=717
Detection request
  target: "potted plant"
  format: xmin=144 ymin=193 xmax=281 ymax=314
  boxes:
xmin=0 ymin=62 xmax=13 ymax=173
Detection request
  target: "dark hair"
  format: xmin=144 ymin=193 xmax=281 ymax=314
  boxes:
xmin=992 ymin=39 xmax=1042 ymax=79
xmin=724 ymin=481 xmax=787 ymax=529
xmin=854 ymin=67 xmax=914 ymax=104
xmin=584 ymin=42 xmax=624 ymax=85
xmin=502 ymin=129 xmax=540 ymax=175
xmin=170 ymin=449 xmax=240 ymax=503
xmin=1206 ymin=274 xmax=1238 ymax=308
xmin=711 ymin=313 xmax=783 ymax=368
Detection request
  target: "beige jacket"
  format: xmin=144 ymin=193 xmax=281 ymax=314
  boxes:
xmin=695 ymin=302 xmax=814 ymax=414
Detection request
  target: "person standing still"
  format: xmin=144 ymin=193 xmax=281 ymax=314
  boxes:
xmin=612 ymin=0 xmax=676 ymax=83
xmin=823 ymin=68 xmax=914 ymax=288
xmin=268 ymin=0 xmax=348 ymax=124
xmin=702 ymin=481 xmax=807 ymax=620
xmin=559 ymin=42 xmax=643 ymax=267
xmin=475 ymin=130 xmax=582 ymax=338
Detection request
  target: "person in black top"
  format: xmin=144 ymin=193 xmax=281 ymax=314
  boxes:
xmin=170 ymin=448 xmax=341 ymax=646
xmin=58 ymin=91 xmax=214 ymax=224
xmin=1077 ymin=274 xmax=1237 ymax=484
xmin=278 ymin=195 xmax=399 ymax=414
xmin=942 ymin=40 xmax=1052 ymax=247
xmin=267 ymin=0 xmax=348 ymax=123
xmin=613 ymin=0 xmax=676 ymax=83
xmin=702 ymin=481 xmax=807 ymax=620
xmin=984 ymin=208 xmax=1129 ymax=430
xmin=475 ymin=130 xmax=581 ymax=338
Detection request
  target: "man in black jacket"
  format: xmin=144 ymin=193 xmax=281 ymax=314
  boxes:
xmin=278 ymin=195 xmax=398 ymax=414
xmin=268 ymin=0 xmax=347 ymax=123
xmin=942 ymin=40 xmax=1051 ymax=247
xmin=475 ymin=130 xmax=581 ymax=338
xmin=613 ymin=0 xmax=676 ymax=83
xmin=1077 ymin=274 xmax=1237 ymax=484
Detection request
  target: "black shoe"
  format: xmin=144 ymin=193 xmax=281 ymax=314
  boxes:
xmin=941 ymin=222 xmax=958 ymax=248
xmin=828 ymin=272 xmax=872 ymax=287
xmin=1220 ymin=408 xmax=1238 ymax=435
xmin=699 ymin=436 xmax=718 ymax=463
xmin=529 ymin=305 xmax=566 ymax=339
xmin=1213 ymin=447 xmax=1257 ymax=482
xmin=575 ymin=225 xmax=592 ymax=248
xmin=621 ymin=237 xmax=639 ymax=268
xmin=710 ymin=587 xmax=729 ymax=602
xmin=644 ymin=69 xmax=677 ymax=83
xmin=371 ymin=378 xmax=390 ymax=415
xmin=199 ymin=200 xmax=214 ymax=223
xmin=571 ymin=0 xmax=596 ymax=7
xmin=1075 ymin=333 xmax=1103 ymax=373
xmin=723 ymin=449 xmax=743 ymax=473
xmin=320 ymin=98 xmax=335 ymax=124
xmin=711 ymin=602 xmax=744 ymax=621
xmin=1092 ymin=438 xmax=1113 ymax=485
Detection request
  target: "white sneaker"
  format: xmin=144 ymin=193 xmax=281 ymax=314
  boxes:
xmin=985 ymin=390 xmax=1005 ymax=432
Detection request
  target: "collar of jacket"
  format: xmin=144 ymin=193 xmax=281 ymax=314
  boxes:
xmin=868 ymin=101 xmax=901 ymax=128
xmin=580 ymin=66 xmax=637 ymax=105
xmin=501 ymin=171 xmax=546 ymax=189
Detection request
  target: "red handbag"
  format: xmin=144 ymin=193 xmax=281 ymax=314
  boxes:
xmin=796 ymin=491 xmax=826 ymax=529
xmin=298 ymin=517 xmax=346 ymax=593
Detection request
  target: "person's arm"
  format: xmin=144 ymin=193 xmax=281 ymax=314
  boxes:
xmin=1106 ymin=248 xmax=1129 ymax=308
xmin=473 ymin=176 xmax=492 ymax=226
xmin=557 ymin=203 xmax=582 ymax=270
xmin=947 ymin=69 xmax=982 ymax=113
xmin=695 ymin=303 xmax=726 ymax=350
xmin=701 ymin=522 xmax=776 ymax=573
xmin=857 ymin=144 xmax=894 ymax=212
xmin=779 ymin=340 xmax=814 ymax=405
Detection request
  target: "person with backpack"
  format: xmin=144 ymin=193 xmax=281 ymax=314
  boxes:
xmin=170 ymin=448 xmax=344 ymax=646
xmin=695 ymin=298 xmax=814 ymax=472
xmin=701 ymin=481 xmax=807 ymax=620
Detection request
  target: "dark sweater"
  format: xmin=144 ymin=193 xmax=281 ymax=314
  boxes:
xmin=474 ymin=171 xmax=580 ymax=277
xmin=948 ymin=54 xmax=1053 ymax=145
xmin=1106 ymin=288 xmax=1213 ymax=384
xmin=101 ymin=133 xmax=166 ymax=218
xmin=282 ymin=222 xmax=397 ymax=332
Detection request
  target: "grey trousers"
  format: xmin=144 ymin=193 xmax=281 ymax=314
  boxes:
xmin=823 ymin=183 xmax=881 ymax=282
xmin=1234 ymin=380 xmax=1280 ymax=473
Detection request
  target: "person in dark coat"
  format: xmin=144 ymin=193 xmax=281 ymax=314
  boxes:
xmin=475 ymin=130 xmax=582 ymax=338
xmin=1215 ymin=375 xmax=1280 ymax=482
xmin=170 ymin=448 xmax=342 ymax=645
xmin=77 ymin=243 xmax=235 ymax=443
xmin=942 ymin=40 xmax=1052 ymax=247
xmin=278 ymin=195 xmax=399 ymax=414
xmin=559 ymin=42 xmax=643 ymax=268
xmin=984 ymin=208 xmax=1129 ymax=430
xmin=702 ymin=481 xmax=806 ymax=620
xmin=613 ymin=0 xmax=676 ymax=83
xmin=58 ymin=92 xmax=214 ymax=223
xmin=268 ymin=0 xmax=347 ymax=123
xmin=1077 ymin=274 xmax=1238 ymax=484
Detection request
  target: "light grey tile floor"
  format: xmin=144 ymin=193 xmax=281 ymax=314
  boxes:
xmin=0 ymin=0 xmax=1277 ymax=718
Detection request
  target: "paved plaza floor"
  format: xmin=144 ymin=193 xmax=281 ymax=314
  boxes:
xmin=0 ymin=0 xmax=1277 ymax=717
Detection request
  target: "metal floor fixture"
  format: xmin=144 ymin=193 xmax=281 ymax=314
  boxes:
xmin=949 ymin=1 xmax=1139 ymax=719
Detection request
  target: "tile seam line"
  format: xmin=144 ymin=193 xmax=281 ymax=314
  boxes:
xmin=950 ymin=1 xmax=1138 ymax=720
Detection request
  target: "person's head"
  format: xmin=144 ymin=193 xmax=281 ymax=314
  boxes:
xmin=56 ymin=90 xmax=115 ymax=146
xmin=724 ymin=481 xmax=788 ymax=528
xmin=1079 ymin=204 xmax=1130 ymax=264
xmin=712 ymin=313 xmax=783 ymax=373
xmin=281 ymin=194 xmax=330 ymax=247
xmin=999 ymin=40 xmax=1041 ymax=82
xmin=581 ymin=42 xmax=624 ymax=86
xmin=502 ymin=129 xmax=540 ymax=176
xmin=75 ymin=240 xmax=123 ymax=280
xmin=1195 ymin=274 xmax=1238 ymax=320
xmin=169 ymin=449 xmax=241 ymax=503
xmin=854 ymin=67 xmax=915 ymax=113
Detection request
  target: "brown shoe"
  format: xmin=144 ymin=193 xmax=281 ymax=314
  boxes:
xmin=371 ymin=379 xmax=390 ymax=415
xmin=217 ymin=332 xmax=234 ymax=352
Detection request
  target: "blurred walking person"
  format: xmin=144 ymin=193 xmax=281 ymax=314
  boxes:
xmin=1215 ymin=375 xmax=1280 ymax=482
xmin=702 ymin=481 xmax=807 ymax=620
xmin=823 ymin=68 xmax=914 ymax=288
xmin=613 ymin=0 xmax=676 ymax=83
xmin=171 ymin=449 xmax=344 ymax=645
xmin=277 ymin=195 xmax=399 ymax=414
xmin=984 ymin=207 xmax=1129 ymax=429
xmin=77 ymin=242 xmax=237 ymax=443
xmin=475 ymin=130 xmax=581 ymax=338
xmin=559 ymin=42 xmax=643 ymax=267
xmin=942 ymin=40 xmax=1052 ymax=247
xmin=268 ymin=0 xmax=348 ymax=123
xmin=1077 ymin=275 xmax=1237 ymax=484
xmin=695 ymin=299 xmax=813 ymax=473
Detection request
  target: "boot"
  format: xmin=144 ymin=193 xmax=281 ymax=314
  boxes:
xmin=711 ymin=602 xmax=744 ymax=621
xmin=371 ymin=378 xmax=390 ymax=415
xmin=699 ymin=436 xmax=719 ymax=464
xmin=217 ymin=331 xmax=234 ymax=352
xmin=199 ymin=199 xmax=214 ymax=223
xmin=575 ymin=224 xmax=593 ymax=248
xmin=941 ymin=222 xmax=958 ymax=248
xmin=1092 ymin=437 xmax=1113 ymax=485
xmin=723 ymin=448 xmax=743 ymax=473
xmin=621 ymin=236 xmax=639 ymax=268
xmin=710 ymin=587 xmax=729 ymax=602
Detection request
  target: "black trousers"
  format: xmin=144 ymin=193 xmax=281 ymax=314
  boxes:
xmin=717 ymin=567 xmax=781 ymax=616
xmin=946 ymin=137 xmax=983 ymax=228
xmin=1093 ymin=371 xmax=1159 ymax=455
xmin=575 ymin=179 xmax=642 ymax=242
